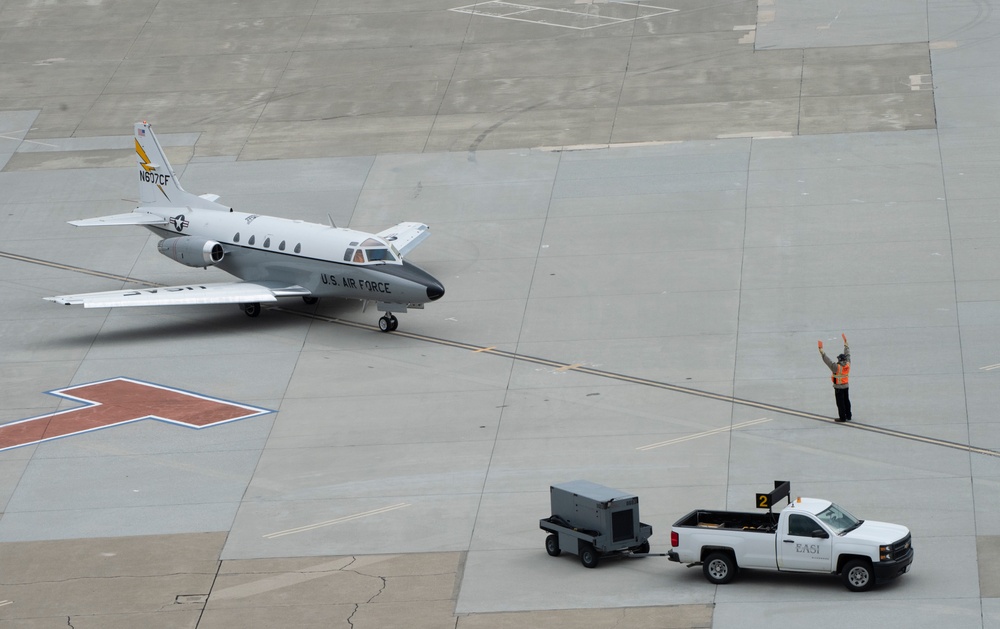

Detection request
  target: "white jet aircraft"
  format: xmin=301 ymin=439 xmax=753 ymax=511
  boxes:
xmin=46 ymin=122 xmax=444 ymax=331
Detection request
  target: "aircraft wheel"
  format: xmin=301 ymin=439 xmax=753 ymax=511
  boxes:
xmin=243 ymin=303 xmax=261 ymax=318
xmin=302 ymin=296 xmax=318 ymax=305
xmin=379 ymin=315 xmax=392 ymax=332
xmin=389 ymin=315 xmax=398 ymax=331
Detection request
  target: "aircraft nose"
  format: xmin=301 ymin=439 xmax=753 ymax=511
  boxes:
xmin=427 ymin=281 xmax=445 ymax=301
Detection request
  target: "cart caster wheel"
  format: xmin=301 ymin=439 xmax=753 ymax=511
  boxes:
xmin=545 ymin=534 xmax=561 ymax=557
xmin=579 ymin=543 xmax=600 ymax=569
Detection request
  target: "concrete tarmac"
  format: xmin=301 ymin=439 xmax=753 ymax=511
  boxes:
xmin=1 ymin=0 xmax=999 ymax=627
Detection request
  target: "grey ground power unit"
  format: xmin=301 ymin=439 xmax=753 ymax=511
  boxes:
xmin=539 ymin=480 xmax=653 ymax=568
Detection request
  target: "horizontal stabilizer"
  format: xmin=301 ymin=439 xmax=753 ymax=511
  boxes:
xmin=377 ymin=222 xmax=430 ymax=257
xmin=69 ymin=212 xmax=170 ymax=227
xmin=45 ymin=282 xmax=310 ymax=308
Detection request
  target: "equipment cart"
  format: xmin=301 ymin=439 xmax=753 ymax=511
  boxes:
xmin=539 ymin=480 xmax=653 ymax=568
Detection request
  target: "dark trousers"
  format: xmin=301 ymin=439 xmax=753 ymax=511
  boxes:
xmin=835 ymin=387 xmax=851 ymax=421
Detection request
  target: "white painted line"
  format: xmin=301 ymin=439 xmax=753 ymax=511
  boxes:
xmin=980 ymin=363 xmax=1000 ymax=371
xmin=637 ymin=417 xmax=773 ymax=451
xmin=450 ymin=1 xmax=678 ymax=31
xmin=909 ymin=74 xmax=932 ymax=91
xmin=0 ymin=600 xmax=12 ymax=607
xmin=264 ymin=503 xmax=411 ymax=539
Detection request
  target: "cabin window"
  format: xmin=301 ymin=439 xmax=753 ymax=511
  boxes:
xmin=344 ymin=248 xmax=354 ymax=262
xmin=263 ymin=237 xmax=271 ymax=248
xmin=248 ymin=235 xmax=256 ymax=245
xmin=233 ymin=233 xmax=240 ymax=243
xmin=279 ymin=241 xmax=286 ymax=251
xmin=294 ymin=243 xmax=301 ymax=253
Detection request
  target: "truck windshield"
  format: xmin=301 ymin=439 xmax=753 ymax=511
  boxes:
xmin=816 ymin=502 xmax=863 ymax=534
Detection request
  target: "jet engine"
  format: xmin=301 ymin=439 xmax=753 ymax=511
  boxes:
xmin=157 ymin=236 xmax=225 ymax=267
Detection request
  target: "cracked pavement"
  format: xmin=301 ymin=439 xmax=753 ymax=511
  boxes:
xmin=0 ymin=533 xmax=712 ymax=628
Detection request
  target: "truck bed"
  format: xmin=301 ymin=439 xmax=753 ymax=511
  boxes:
xmin=673 ymin=509 xmax=779 ymax=533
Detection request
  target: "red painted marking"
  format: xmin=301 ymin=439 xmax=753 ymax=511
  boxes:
xmin=0 ymin=378 xmax=272 ymax=451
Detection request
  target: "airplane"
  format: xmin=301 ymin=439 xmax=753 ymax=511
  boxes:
xmin=46 ymin=122 xmax=444 ymax=332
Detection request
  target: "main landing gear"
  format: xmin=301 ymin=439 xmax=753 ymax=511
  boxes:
xmin=240 ymin=298 xmax=399 ymax=332
xmin=378 ymin=314 xmax=398 ymax=332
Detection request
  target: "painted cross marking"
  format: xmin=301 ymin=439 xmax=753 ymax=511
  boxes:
xmin=0 ymin=377 xmax=273 ymax=452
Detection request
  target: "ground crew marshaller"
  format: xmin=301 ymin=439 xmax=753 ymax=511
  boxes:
xmin=818 ymin=334 xmax=851 ymax=422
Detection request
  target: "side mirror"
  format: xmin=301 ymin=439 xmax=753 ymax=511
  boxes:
xmin=811 ymin=529 xmax=829 ymax=539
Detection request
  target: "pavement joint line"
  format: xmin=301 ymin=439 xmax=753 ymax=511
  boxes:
xmin=14 ymin=251 xmax=1000 ymax=460
xmin=636 ymin=417 xmax=773 ymax=451
xmin=263 ymin=503 xmax=411 ymax=539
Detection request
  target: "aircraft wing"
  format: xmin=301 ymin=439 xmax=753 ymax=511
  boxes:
xmin=69 ymin=211 xmax=170 ymax=227
xmin=45 ymin=282 xmax=310 ymax=308
xmin=376 ymin=222 xmax=430 ymax=257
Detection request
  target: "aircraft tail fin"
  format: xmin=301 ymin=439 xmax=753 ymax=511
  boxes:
xmin=135 ymin=122 xmax=228 ymax=211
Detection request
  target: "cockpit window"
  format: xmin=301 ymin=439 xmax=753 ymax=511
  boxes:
xmin=344 ymin=248 xmax=355 ymax=262
xmin=353 ymin=249 xmax=365 ymax=263
xmin=366 ymin=248 xmax=395 ymax=262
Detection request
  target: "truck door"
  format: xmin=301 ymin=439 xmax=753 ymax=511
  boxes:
xmin=778 ymin=513 xmax=833 ymax=572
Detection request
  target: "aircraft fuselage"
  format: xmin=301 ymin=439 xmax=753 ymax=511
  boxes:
xmin=145 ymin=208 xmax=444 ymax=307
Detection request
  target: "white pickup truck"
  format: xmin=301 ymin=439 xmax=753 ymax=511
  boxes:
xmin=667 ymin=482 xmax=914 ymax=591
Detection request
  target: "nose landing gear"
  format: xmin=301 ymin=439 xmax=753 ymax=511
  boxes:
xmin=378 ymin=314 xmax=398 ymax=332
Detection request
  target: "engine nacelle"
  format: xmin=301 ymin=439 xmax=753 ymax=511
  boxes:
xmin=157 ymin=236 xmax=224 ymax=268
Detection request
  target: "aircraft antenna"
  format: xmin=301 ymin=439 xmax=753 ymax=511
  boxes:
xmin=327 ymin=213 xmax=337 ymax=228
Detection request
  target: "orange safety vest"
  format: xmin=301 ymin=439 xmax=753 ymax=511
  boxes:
xmin=832 ymin=363 xmax=850 ymax=386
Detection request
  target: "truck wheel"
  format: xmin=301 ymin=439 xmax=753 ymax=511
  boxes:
xmin=579 ymin=543 xmax=600 ymax=569
xmin=703 ymin=552 xmax=737 ymax=584
xmin=842 ymin=559 xmax=874 ymax=592
xmin=545 ymin=534 xmax=561 ymax=557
